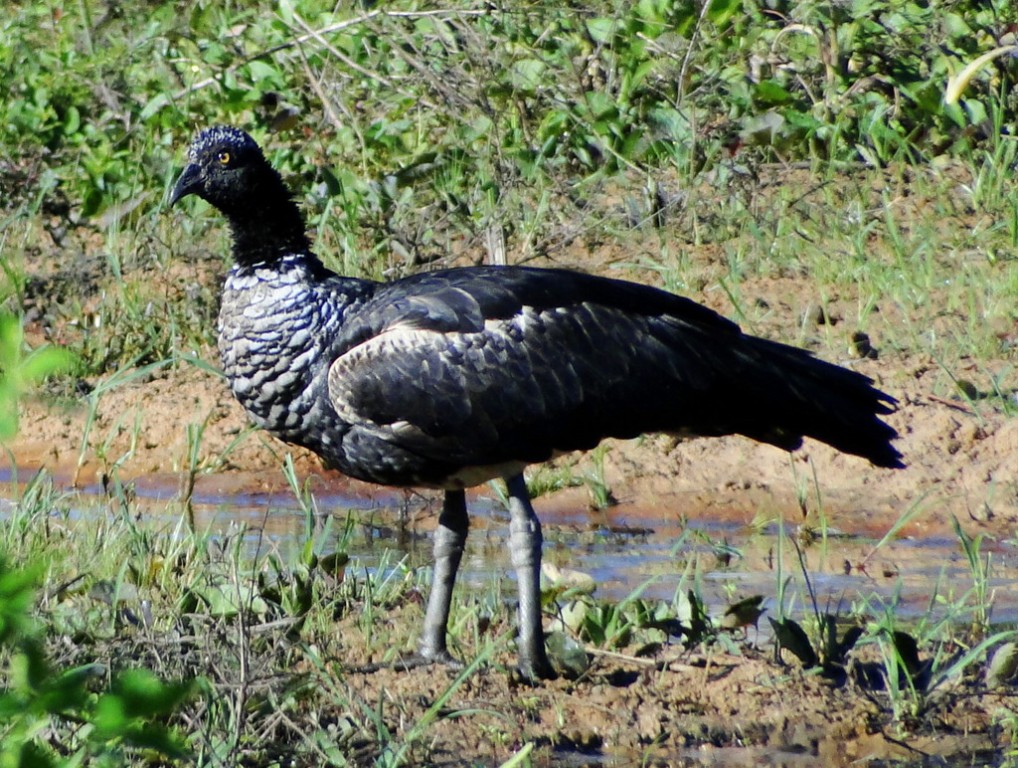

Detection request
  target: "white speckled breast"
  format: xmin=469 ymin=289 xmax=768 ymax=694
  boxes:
xmin=217 ymin=256 xmax=364 ymax=455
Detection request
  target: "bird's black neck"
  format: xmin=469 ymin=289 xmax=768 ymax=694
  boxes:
xmin=222 ymin=171 xmax=312 ymax=266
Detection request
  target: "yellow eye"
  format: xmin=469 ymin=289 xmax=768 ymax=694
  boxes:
xmin=217 ymin=151 xmax=231 ymax=165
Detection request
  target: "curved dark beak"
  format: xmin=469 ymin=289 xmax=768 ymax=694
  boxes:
xmin=168 ymin=163 xmax=202 ymax=207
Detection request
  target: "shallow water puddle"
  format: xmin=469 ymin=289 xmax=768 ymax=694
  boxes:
xmin=253 ymin=489 xmax=1015 ymax=632
xmin=9 ymin=465 xmax=1015 ymax=635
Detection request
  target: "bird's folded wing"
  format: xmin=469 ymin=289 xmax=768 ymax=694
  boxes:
xmin=327 ymin=297 xmax=730 ymax=466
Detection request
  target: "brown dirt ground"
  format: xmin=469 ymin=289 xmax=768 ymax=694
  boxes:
xmin=7 ymin=166 xmax=1018 ymax=765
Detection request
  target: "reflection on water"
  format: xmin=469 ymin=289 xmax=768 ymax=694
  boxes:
xmin=12 ymin=464 xmax=1013 ymax=635
xmin=548 ymin=745 xmax=828 ymax=767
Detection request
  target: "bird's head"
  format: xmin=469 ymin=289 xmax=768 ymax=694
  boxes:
xmin=169 ymin=125 xmax=310 ymax=263
xmin=169 ymin=126 xmax=269 ymax=213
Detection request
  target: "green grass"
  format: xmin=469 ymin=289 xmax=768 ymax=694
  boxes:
xmin=1 ymin=0 xmax=1018 ymax=764
xmin=0 ymin=475 xmax=430 ymax=764
xmin=0 ymin=0 xmax=1016 ymax=377
xmin=3 ymin=473 xmax=1013 ymax=763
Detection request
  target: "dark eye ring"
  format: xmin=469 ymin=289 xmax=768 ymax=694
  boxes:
xmin=217 ymin=151 xmax=231 ymax=165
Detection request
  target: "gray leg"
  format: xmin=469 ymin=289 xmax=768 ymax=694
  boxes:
xmin=419 ymin=489 xmax=468 ymax=665
xmin=506 ymin=474 xmax=555 ymax=679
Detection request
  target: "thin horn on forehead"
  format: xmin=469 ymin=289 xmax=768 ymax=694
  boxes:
xmin=188 ymin=125 xmax=262 ymax=160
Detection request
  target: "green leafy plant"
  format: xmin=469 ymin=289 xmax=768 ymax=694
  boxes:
xmin=0 ymin=314 xmax=73 ymax=440
xmin=0 ymin=557 xmax=195 ymax=766
xmin=869 ymin=608 xmax=1017 ymax=722
xmin=770 ymin=612 xmax=863 ymax=674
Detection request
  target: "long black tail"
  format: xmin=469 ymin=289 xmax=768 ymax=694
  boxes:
xmin=725 ymin=335 xmax=903 ymax=468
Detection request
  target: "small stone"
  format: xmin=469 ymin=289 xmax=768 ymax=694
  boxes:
xmin=802 ymin=304 xmax=828 ymax=326
xmin=969 ymin=502 xmax=993 ymax=523
xmin=986 ymin=642 xmax=1018 ymax=688
xmin=956 ymin=379 xmax=979 ymax=400
xmin=848 ymin=331 xmax=877 ymax=359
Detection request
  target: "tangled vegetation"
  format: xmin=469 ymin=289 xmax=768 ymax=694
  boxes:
xmin=1 ymin=1 xmax=1018 ymax=765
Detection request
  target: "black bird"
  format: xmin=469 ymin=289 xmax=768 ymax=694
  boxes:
xmin=170 ymin=126 xmax=903 ymax=679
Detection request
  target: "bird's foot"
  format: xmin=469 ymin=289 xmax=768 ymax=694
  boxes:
xmin=386 ymin=654 xmax=459 ymax=673
xmin=396 ymin=645 xmax=556 ymax=681
xmin=517 ymin=651 xmax=557 ymax=682
xmin=415 ymin=644 xmax=465 ymax=670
